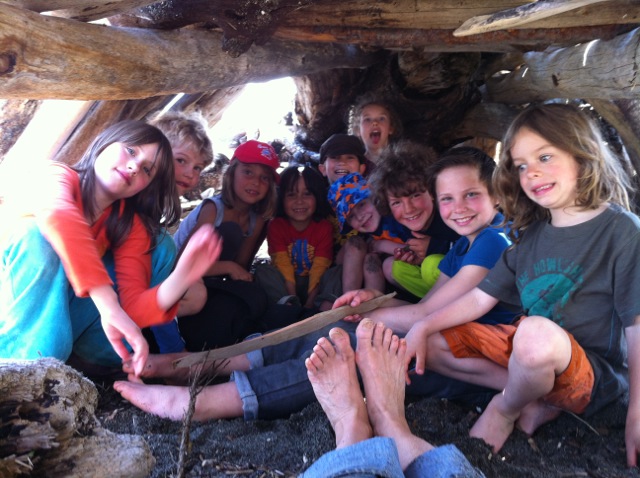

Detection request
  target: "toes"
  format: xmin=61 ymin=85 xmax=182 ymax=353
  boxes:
xmin=355 ymin=318 xmax=375 ymax=345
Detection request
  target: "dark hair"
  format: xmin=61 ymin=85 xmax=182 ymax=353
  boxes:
xmin=220 ymin=160 xmax=277 ymax=220
xmin=367 ymin=140 xmax=438 ymax=215
xmin=276 ymin=166 xmax=330 ymax=221
xmin=495 ymin=103 xmax=631 ymax=241
xmin=427 ymin=146 xmax=497 ymax=198
xmin=72 ymin=120 xmax=180 ymax=250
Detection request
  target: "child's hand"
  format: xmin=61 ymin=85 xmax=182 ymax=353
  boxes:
xmin=403 ymin=321 xmax=430 ymax=382
xmin=394 ymin=245 xmax=418 ymax=264
xmin=332 ymin=289 xmax=382 ymax=321
xmin=228 ymin=262 xmax=254 ymax=281
xmin=176 ymin=224 xmax=222 ymax=285
xmin=90 ymin=285 xmax=148 ymax=376
xmin=626 ymin=411 xmax=640 ymax=466
xmin=406 ymin=236 xmax=429 ymax=263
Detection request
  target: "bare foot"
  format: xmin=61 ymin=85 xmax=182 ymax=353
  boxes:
xmin=122 ymin=353 xmax=249 ymax=385
xmin=354 ymin=319 xmax=408 ymax=439
xmin=516 ymin=399 xmax=561 ymax=435
xmin=355 ymin=319 xmax=433 ymax=469
xmin=305 ymin=327 xmax=372 ymax=449
xmin=113 ymin=381 xmax=190 ymax=421
xmin=470 ymin=393 xmax=519 ymax=453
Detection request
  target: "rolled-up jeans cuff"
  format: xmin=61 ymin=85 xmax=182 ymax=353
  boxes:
xmin=244 ymin=333 xmax=265 ymax=368
xmin=230 ymin=370 xmax=259 ymax=420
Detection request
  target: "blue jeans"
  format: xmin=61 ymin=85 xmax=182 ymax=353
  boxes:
xmin=0 ymin=221 xmax=178 ymax=365
xmin=232 ymin=321 xmax=359 ymax=420
xmin=300 ymin=438 xmax=485 ymax=478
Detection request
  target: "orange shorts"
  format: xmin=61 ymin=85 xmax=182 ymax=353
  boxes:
xmin=441 ymin=319 xmax=594 ymax=414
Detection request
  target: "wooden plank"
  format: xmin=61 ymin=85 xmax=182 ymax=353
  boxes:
xmin=454 ymin=0 xmax=615 ymax=37
xmin=174 ymin=292 xmax=397 ymax=368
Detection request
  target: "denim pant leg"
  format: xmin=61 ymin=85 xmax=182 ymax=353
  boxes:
xmin=233 ymin=321 xmax=359 ymax=420
xmin=300 ymin=437 xmax=404 ymax=478
xmin=404 ymin=444 xmax=486 ymax=478
xmin=0 ymin=221 xmax=75 ymax=360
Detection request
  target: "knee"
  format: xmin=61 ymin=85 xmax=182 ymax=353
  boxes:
xmin=363 ymin=253 xmax=382 ymax=274
xmin=511 ymin=316 xmax=568 ymax=368
xmin=345 ymin=236 xmax=367 ymax=254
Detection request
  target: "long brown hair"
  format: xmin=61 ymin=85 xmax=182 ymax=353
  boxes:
xmin=72 ymin=120 xmax=180 ymax=249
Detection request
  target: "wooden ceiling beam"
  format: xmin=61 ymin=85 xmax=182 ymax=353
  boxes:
xmin=0 ymin=3 xmax=382 ymax=100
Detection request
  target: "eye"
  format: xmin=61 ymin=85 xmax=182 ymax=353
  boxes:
xmin=540 ymin=154 xmax=552 ymax=163
xmin=260 ymin=174 xmax=270 ymax=183
xmin=389 ymin=199 xmax=400 ymax=207
xmin=515 ymin=163 xmax=527 ymax=173
xmin=143 ymin=165 xmax=152 ymax=176
xmin=126 ymin=146 xmax=135 ymax=156
xmin=175 ymin=157 xmax=186 ymax=164
xmin=362 ymin=117 xmax=372 ymax=124
xmin=466 ymin=191 xmax=479 ymax=199
xmin=194 ymin=165 xmax=203 ymax=172
xmin=438 ymin=196 xmax=452 ymax=204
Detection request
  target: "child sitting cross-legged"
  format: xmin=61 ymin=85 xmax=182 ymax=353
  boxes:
xmin=254 ymin=166 xmax=333 ymax=311
xmin=328 ymin=172 xmax=412 ymax=295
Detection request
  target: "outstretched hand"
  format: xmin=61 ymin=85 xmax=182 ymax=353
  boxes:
xmin=90 ymin=284 xmax=148 ymax=376
xmin=332 ymin=288 xmax=383 ymax=322
xmin=403 ymin=320 xmax=430 ymax=384
xmin=174 ymin=224 xmax=222 ymax=286
xmin=626 ymin=412 xmax=640 ymax=467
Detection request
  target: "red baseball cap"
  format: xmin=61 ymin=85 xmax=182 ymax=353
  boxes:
xmin=232 ymin=140 xmax=280 ymax=183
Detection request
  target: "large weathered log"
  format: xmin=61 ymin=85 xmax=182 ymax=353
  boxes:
xmin=0 ymin=3 xmax=382 ymax=100
xmin=485 ymin=27 xmax=640 ymax=103
xmin=453 ymin=0 xmax=614 ymax=37
xmin=0 ymin=99 xmax=40 ymax=163
xmin=8 ymin=0 xmax=158 ymax=21
xmin=0 ymin=358 xmax=154 ymax=478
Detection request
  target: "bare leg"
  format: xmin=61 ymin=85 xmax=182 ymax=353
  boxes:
xmin=122 ymin=352 xmax=250 ymax=383
xmin=470 ymin=316 xmax=571 ymax=452
xmin=305 ymin=327 xmax=372 ymax=449
xmin=362 ymin=253 xmax=386 ymax=293
xmin=427 ymin=332 xmax=507 ymax=390
xmin=113 ymin=380 xmax=244 ymax=421
xmin=355 ymin=319 xmax=434 ymax=470
xmin=342 ymin=236 xmax=367 ymax=293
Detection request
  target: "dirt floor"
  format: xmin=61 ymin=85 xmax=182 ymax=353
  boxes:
xmin=95 ymin=378 xmax=640 ymax=478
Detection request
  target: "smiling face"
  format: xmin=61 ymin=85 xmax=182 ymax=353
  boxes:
xmin=346 ymin=198 xmax=381 ymax=233
xmin=283 ymin=175 xmax=317 ymax=231
xmin=387 ymin=187 xmax=434 ymax=232
xmin=358 ymin=104 xmax=394 ymax=156
xmin=233 ymin=162 xmax=272 ymax=206
xmin=172 ymin=141 xmax=206 ymax=196
xmin=510 ymin=127 xmax=580 ymax=224
xmin=320 ymin=154 xmax=366 ymax=184
xmin=435 ymin=165 xmax=497 ymax=244
xmin=94 ymin=141 xmax=159 ymax=208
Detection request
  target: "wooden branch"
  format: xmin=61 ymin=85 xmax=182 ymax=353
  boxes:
xmin=454 ymin=0 xmax=614 ymax=37
xmin=5 ymin=0 xmax=156 ymax=19
xmin=0 ymin=3 xmax=382 ymax=100
xmin=174 ymin=292 xmax=397 ymax=368
xmin=485 ymin=27 xmax=640 ymax=103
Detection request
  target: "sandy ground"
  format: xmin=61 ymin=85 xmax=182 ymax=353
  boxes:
xmin=95 ymin=378 xmax=640 ymax=478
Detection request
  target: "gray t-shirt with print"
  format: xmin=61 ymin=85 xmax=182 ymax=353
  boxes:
xmin=479 ymin=204 xmax=640 ymax=414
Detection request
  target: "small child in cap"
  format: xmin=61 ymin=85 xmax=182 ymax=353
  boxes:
xmin=318 ymin=133 xmax=369 ymax=184
xmin=171 ymin=140 xmax=286 ymax=351
xmin=328 ymin=172 xmax=411 ymax=295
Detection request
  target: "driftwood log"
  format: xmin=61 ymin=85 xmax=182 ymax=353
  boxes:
xmin=0 ymin=358 xmax=154 ymax=478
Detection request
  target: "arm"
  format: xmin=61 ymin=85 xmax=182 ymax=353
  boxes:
xmin=625 ymin=317 xmax=640 ymax=466
xmin=370 ymin=238 xmax=403 ymax=256
xmin=405 ymin=287 xmax=499 ymax=376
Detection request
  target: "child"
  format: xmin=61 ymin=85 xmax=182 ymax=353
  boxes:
xmin=368 ymin=140 xmax=460 ymax=299
xmin=149 ymin=110 xmax=213 ymax=198
xmin=112 ymin=147 xmax=514 ymax=421
xmin=143 ymin=111 xmax=213 ymax=353
xmin=254 ymin=166 xmax=333 ymax=309
xmin=0 ymin=121 xmax=221 ymax=376
xmin=349 ymin=93 xmax=403 ymax=166
xmin=398 ymin=104 xmax=640 ymax=464
xmin=328 ymin=172 xmax=412 ymax=294
xmin=314 ymin=134 xmax=369 ymax=310
xmin=174 ymin=140 xmax=298 ymax=351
